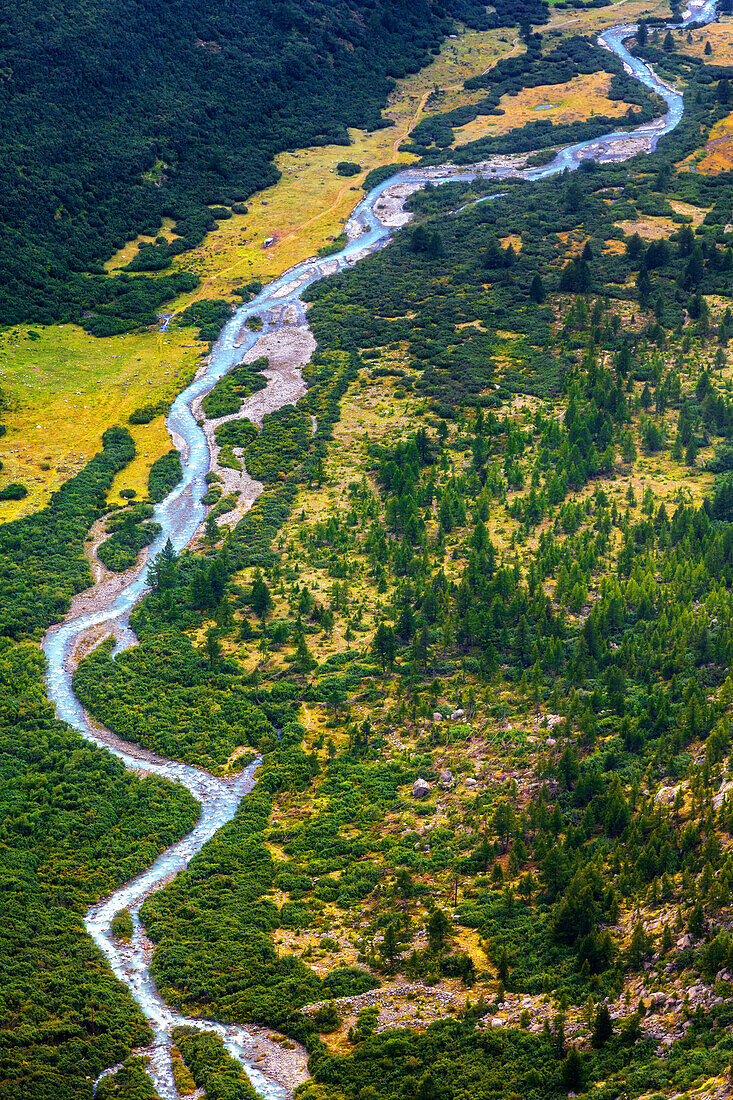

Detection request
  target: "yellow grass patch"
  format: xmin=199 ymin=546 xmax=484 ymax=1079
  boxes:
xmin=105 ymin=217 xmax=178 ymax=272
xmin=451 ymin=72 xmax=639 ymax=146
xmin=499 ymin=234 xmax=523 ymax=251
xmin=668 ymin=200 xmax=707 ymax=225
xmin=0 ymin=324 xmax=205 ymax=520
xmin=673 ymin=19 xmax=733 ymax=65
xmin=615 ymin=216 xmax=678 ymax=240
xmin=679 ymin=110 xmax=733 ymax=175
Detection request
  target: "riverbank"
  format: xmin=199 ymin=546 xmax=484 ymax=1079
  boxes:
xmin=39 ymin=4 xmax=719 ymax=1098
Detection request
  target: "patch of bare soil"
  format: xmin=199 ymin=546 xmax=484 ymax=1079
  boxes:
xmin=64 ymin=535 xmax=150 ymax=624
xmin=191 ymin=320 xmax=316 ymax=532
xmin=238 ymin=1029 xmax=310 ymax=1097
xmin=373 ymin=181 xmax=423 ymax=227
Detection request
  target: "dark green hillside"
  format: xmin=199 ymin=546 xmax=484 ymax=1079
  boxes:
xmin=0 ymin=0 xmax=544 ymax=329
xmin=0 ymin=640 xmax=199 ymax=1100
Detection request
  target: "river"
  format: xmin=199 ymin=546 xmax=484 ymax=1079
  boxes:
xmin=41 ymin=2 xmax=717 ymax=1095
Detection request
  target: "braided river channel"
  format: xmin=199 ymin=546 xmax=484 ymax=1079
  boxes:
xmin=41 ymin=2 xmax=718 ymax=1094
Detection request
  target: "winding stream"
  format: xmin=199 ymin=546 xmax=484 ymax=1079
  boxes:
xmin=41 ymin=3 xmax=716 ymax=1095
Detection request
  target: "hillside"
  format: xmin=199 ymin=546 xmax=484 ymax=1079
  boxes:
xmin=5 ymin=5 xmax=733 ymax=1100
xmin=0 ymin=0 xmax=541 ymax=330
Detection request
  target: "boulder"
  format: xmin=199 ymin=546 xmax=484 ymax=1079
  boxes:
xmin=432 ymin=711 xmax=443 ymax=722
xmin=464 ymin=777 xmax=478 ymax=789
xmin=713 ymin=779 xmax=733 ymax=809
xmin=439 ymin=769 xmax=455 ymax=790
xmin=655 ymin=785 xmax=680 ymax=806
xmin=649 ymin=992 xmax=667 ymax=1010
xmin=413 ymin=777 xmax=431 ymax=800
xmin=451 ymin=708 xmax=465 ymax=720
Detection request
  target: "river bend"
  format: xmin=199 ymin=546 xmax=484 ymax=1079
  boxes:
xmin=41 ymin=3 xmax=717 ymax=1095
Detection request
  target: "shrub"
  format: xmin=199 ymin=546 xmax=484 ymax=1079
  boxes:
xmin=0 ymin=482 xmax=28 ymax=500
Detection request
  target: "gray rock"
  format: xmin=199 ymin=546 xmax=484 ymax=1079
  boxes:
xmin=464 ymin=777 xmax=478 ymax=789
xmin=432 ymin=711 xmax=443 ymax=722
xmin=413 ymin=777 xmax=431 ymax=800
xmin=451 ymin=708 xmax=465 ymax=720
xmin=654 ymin=785 xmax=680 ymax=806
xmin=439 ymin=769 xmax=455 ymax=790
xmin=713 ymin=779 xmax=733 ymax=810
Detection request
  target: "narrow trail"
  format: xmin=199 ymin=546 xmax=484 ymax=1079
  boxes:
xmin=40 ymin=1 xmax=717 ymax=1096
xmin=393 ymin=89 xmax=431 ymax=158
xmin=482 ymin=35 xmax=522 ymax=74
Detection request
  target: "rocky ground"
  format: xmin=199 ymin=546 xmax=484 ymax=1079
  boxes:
xmin=191 ymin=319 xmax=315 ymax=533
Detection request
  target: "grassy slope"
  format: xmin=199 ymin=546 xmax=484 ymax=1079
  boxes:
xmin=0 ymin=3 xmax=664 ymax=522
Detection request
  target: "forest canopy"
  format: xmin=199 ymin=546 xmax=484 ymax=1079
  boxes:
xmin=0 ymin=0 xmax=541 ymax=328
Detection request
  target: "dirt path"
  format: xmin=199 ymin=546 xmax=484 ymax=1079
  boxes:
xmin=84 ymin=517 xmax=113 ymax=584
xmin=483 ymin=35 xmax=522 ymax=74
xmin=393 ymin=89 xmax=430 ymax=158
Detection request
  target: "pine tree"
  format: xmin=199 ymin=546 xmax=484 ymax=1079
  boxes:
xmin=592 ymin=1003 xmax=614 ymax=1047
xmin=250 ymin=570 xmax=272 ymax=619
xmin=205 ymin=512 xmax=219 ymax=546
xmin=148 ymin=537 xmax=177 ymax=591
xmin=427 ymin=908 xmax=452 ymax=953
xmin=562 ymin=1047 xmax=584 ymax=1091
xmin=203 ymin=626 xmax=223 ymax=667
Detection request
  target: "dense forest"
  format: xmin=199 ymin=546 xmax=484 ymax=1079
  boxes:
xmin=6 ymin=8 xmax=733 ymax=1100
xmin=0 ymin=640 xmax=199 ymax=1099
xmin=0 ymin=0 xmax=543 ymax=330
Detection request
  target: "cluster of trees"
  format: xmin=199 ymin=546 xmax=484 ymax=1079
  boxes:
xmin=202 ymin=358 xmax=268 ymax=419
xmin=97 ymin=502 xmax=161 ymax=572
xmin=79 ymin=271 xmax=199 ymax=337
xmin=172 ymin=1029 xmax=258 ymax=1100
xmin=96 ymin=1058 xmax=162 ymax=1100
xmin=175 ymin=298 xmax=234 ymax=343
xmin=0 ymin=426 xmax=136 ymax=637
xmin=0 ymin=0 xmax=501 ymax=327
xmin=400 ymin=36 xmax=663 ymax=160
xmin=0 ymin=638 xmax=199 ymax=1099
xmin=148 ymin=449 xmax=183 ymax=503
xmin=73 ymin=628 xmax=274 ymax=773
xmin=243 ymin=405 xmax=311 ymax=483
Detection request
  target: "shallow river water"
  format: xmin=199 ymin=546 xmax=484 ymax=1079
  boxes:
xmin=42 ymin=3 xmax=717 ymax=1094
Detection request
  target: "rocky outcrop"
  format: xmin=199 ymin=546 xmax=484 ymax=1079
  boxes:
xmin=412 ymin=777 xmax=431 ymax=799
